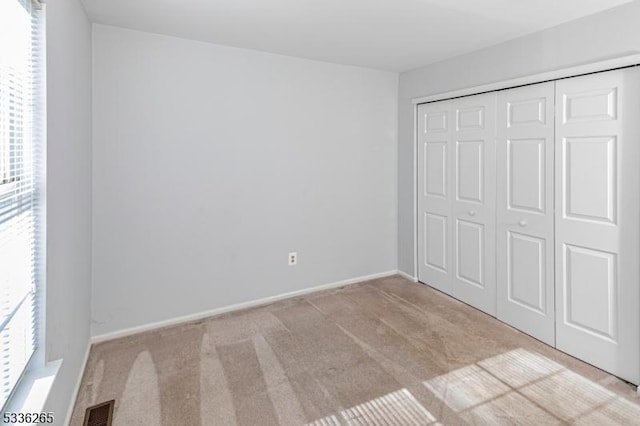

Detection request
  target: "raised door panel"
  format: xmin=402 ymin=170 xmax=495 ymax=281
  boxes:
xmin=508 ymin=138 xmax=545 ymax=213
xmin=450 ymin=93 xmax=497 ymax=316
xmin=563 ymin=88 xmax=617 ymax=124
xmin=563 ymin=136 xmax=616 ymax=224
xmin=496 ymin=82 xmax=555 ymax=346
xmin=424 ymin=213 xmax=448 ymax=273
xmin=457 ymin=106 xmax=485 ymax=131
xmin=425 ymin=110 xmax=448 ymax=133
xmin=555 ymin=68 xmax=640 ymax=385
xmin=563 ymin=244 xmax=617 ymax=341
xmin=425 ymin=142 xmax=448 ymax=198
xmin=456 ymin=219 xmax=484 ymax=288
xmin=508 ymin=232 xmax=546 ymax=314
xmin=456 ymin=140 xmax=484 ymax=203
xmin=508 ymin=97 xmax=546 ymax=127
xmin=418 ymin=101 xmax=453 ymax=295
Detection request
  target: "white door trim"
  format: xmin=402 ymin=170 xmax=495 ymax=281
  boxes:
xmin=413 ymin=104 xmax=419 ymax=281
xmin=411 ymin=53 xmax=640 ymax=105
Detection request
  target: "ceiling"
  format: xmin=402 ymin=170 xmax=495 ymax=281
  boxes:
xmin=80 ymin=0 xmax=632 ymax=72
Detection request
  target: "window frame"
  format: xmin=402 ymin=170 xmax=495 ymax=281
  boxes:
xmin=0 ymin=0 xmax=46 ymax=412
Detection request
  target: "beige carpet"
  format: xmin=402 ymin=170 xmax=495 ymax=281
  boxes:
xmin=70 ymin=276 xmax=640 ymax=425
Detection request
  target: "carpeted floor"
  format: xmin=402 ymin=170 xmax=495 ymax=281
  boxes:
xmin=70 ymin=276 xmax=640 ymax=425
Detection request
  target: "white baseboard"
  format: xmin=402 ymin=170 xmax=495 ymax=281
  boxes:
xmin=397 ymin=270 xmax=418 ymax=282
xmin=63 ymin=341 xmax=91 ymax=426
xmin=91 ymin=270 xmax=399 ymax=344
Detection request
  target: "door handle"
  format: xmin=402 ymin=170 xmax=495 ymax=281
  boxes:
xmin=518 ymin=220 xmax=528 ymax=227
xmin=468 ymin=210 xmax=476 ymax=217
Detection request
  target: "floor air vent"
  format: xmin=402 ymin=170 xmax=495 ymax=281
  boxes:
xmin=83 ymin=400 xmax=115 ymax=426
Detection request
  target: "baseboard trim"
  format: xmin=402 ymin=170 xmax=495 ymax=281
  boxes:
xmin=397 ymin=270 xmax=418 ymax=282
xmin=63 ymin=341 xmax=91 ymax=426
xmin=91 ymin=270 xmax=399 ymax=344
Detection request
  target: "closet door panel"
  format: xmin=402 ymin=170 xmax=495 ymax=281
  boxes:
xmin=555 ymin=68 xmax=640 ymax=385
xmin=456 ymin=219 xmax=484 ymax=287
xmin=418 ymin=101 xmax=453 ymax=294
xmin=496 ymin=82 xmax=555 ymax=345
xmin=451 ymin=93 xmax=497 ymax=316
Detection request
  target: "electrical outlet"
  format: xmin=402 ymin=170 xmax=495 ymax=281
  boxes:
xmin=288 ymin=252 xmax=297 ymax=266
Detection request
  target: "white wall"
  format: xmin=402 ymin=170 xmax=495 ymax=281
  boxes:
xmin=43 ymin=0 xmax=92 ymax=423
xmin=91 ymin=25 xmax=398 ymax=337
xmin=398 ymin=1 xmax=640 ymax=276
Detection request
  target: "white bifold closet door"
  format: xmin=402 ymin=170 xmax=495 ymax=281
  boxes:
xmin=555 ymin=67 xmax=640 ymax=384
xmin=419 ymin=67 xmax=640 ymax=384
xmin=451 ymin=94 xmax=497 ymax=315
xmin=418 ymin=93 xmax=497 ymax=315
xmin=418 ymin=100 xmax=453 ymax=295
xmin=496 ymin=82 xmax=556 ymax=346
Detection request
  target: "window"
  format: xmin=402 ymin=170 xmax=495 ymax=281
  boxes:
xmin=0 ymin=0 xmax=45 ymax=409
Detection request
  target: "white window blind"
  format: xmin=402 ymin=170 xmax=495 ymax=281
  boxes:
xmin=0 ymin=0 xmax=45 ymax=409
